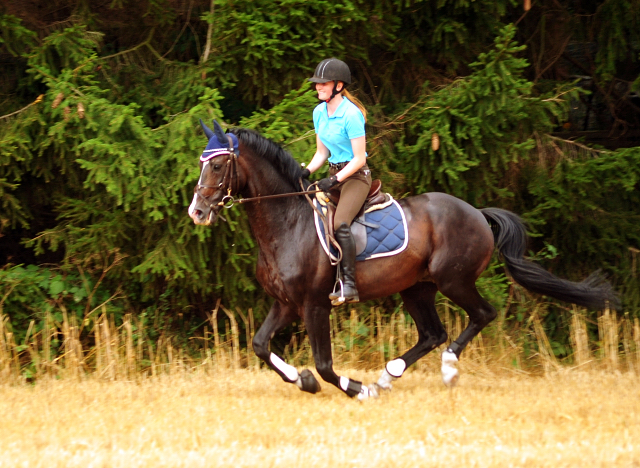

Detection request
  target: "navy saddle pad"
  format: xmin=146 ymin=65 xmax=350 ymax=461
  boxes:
xmin=314 ymin=197 xmax=409 ymax=262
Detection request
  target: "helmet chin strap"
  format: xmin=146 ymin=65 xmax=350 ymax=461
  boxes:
xmin=326 ymin=81 xmax=343 ymax=102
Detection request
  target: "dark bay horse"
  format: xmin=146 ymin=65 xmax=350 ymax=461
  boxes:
xmin=188 ymin=121 xmax=617 ymax=400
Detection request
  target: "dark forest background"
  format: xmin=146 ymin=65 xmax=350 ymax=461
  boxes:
xmin=1 ymin=0 xmax=639 ymax=359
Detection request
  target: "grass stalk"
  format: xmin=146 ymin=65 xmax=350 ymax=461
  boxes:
xmin=531 ymin=306 xmax=559 ymax=373
xmin=570 ymin=306 xmax=590 ymax=368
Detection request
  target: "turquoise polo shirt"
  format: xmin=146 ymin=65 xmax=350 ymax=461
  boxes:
xmin=313 ymin=97 xmax=367 ymax=164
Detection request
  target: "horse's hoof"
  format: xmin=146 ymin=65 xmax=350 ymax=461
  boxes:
xmin=368 ymin=383 xmax=382 ymax=398
xmin=356 ymin=384 xmax=378 ymax=401
xmin=442 ymin=367 xmax=459 ymax=387
xmin=298 ymin=369 xmax=321 ymax=394
xmin=376 ymin=369 xmax=396 ymax=390
xmin=441 ymin=350 xmax=460 ymax=387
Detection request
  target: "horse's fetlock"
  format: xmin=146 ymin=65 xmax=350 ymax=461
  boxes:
xmin=315 ymin=362 xmax=336 ymax=382
xmin=252 ymin=338 xmax=269 ymax=360
xmin=436 ymin=330 xmax=448 ymax=347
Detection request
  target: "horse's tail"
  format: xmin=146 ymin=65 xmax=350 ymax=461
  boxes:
xmin=480 ymin=207 xmax=619 ymax=310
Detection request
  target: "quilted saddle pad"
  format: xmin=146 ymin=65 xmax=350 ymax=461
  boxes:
xmin=314 ymin=197 xmax=409 ymax=262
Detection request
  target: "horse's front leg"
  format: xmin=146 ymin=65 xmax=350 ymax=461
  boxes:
xmin=252 ymin=301 xmax=321 ymax=394
xmin=304 ymin=303 xmax=374 ymax=400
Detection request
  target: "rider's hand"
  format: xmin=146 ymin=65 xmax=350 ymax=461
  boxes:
xmin=317 ymin=176 xmax=339 ymax=192
xmin=300 ymin=168 xmax=311 ymax=180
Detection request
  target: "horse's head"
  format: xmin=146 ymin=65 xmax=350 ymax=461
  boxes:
xmin=188 ymin=120 xmax=240 ymax=225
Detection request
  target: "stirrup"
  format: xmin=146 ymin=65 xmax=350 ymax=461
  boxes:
xmin=329 ymin=278 xmax=360 ymax=306
xmin=330 ymin=277 xmax=346 ymax=306
xmin=329 ymin=255 xmax=359 ymax=306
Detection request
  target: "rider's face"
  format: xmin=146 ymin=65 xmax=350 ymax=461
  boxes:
xmin=316 ymin=81 xmax=343 ymax=101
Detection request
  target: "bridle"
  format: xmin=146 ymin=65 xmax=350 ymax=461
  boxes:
xmin=194 ymin=137 xmax=323 ymax=214
xmin=194 ymin=134 xmax=240 ymax=213
xmin=194 ymin=136 xmax=341 ymax=261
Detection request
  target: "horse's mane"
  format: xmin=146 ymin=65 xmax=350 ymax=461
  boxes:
xmin=229 ymin=128 xmax=308 ymax=191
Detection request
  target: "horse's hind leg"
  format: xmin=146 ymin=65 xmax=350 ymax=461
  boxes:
xmin=438 ymin=281 xmax=497 ymax=386
xmin=376 ymin=282 xmax=448 ymax=390
xmin=252 ymin=301 xmax=321 ymax=394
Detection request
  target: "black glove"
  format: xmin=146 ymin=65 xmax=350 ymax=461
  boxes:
xmin=300 ymin=168 xmax=311 ymax=179
xmin=317 ymin=175 xmax=339 ymax=192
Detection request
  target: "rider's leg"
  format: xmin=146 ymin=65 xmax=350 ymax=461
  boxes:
xmin=330 ymin=175 xmax=370 ymax=304
xmin=333 ymin=222 xmax=359 ymax=303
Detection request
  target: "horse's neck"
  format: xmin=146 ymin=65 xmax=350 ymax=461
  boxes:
xmin=240 ymin=162 xmax=313 ymax=246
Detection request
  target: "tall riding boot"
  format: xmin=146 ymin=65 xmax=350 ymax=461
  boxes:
xmin=329 ymin=222 xmax=360 ymax=305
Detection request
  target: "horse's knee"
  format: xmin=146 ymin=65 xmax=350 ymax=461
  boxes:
xmin=436 ymin=330 xmax=448 ymax=347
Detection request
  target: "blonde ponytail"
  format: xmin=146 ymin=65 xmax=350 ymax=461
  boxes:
xmin=342 ymin=88 xmax=367 ymax=123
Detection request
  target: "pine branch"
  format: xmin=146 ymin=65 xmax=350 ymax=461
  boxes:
xmin=546 ymin=134 xmax=610 ymax=156
xmin=0 ymin=95 xmax=43 ymax=120
xmin=200 ymin=0 xmax=215 ymax=66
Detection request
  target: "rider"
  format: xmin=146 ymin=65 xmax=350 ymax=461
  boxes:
xmin=303 ymin=58 xmax=372 ymax=304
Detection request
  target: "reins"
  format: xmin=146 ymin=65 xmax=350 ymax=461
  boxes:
xmin=217 ymin=186 xmax=325 ymax=209
xmin=197 ymin=145 xmax=323 ymax=209
xmin=196 ymin=144 xmax=343 ymax=263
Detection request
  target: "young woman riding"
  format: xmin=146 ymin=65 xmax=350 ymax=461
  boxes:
xmin=302 ymin=58 xmax=372 ymax=305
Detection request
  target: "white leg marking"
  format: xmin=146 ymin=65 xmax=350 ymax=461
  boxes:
xmin=376 ymin=369 xmax=396 ymax=390
xmin=441 ymin=350 xmax=460 ymax=387
xmin=356 ymin=385 xmax=371 ymax=401
xmin=269 ymin=353 xmax=299 ymax=382
xmin=339 ymin=376 xmax=350 ymax=392
xmin=386 ymin=358 xmax=406 ymax=378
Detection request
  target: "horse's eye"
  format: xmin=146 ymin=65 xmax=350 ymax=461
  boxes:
xmin=213 ymin=164 xmax=221 ymax=171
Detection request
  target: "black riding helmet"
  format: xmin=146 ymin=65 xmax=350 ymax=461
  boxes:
xmin=308 ymin=58 xmax=352 ymax=84
xmin=308 ymin=58 xmax=351 ymax=101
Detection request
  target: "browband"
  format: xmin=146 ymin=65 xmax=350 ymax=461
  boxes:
xmin=200 ymin=134 xmax=238 ymax=162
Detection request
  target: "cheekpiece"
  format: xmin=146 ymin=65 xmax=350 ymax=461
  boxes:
xmin=199 ymin=119 xmax=239 ymax=162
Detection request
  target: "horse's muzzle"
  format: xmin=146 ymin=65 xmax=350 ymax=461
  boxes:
xmin=188 ymin=194 xmax=218 ymax=225
xmin=189 ymin=208 xmax=216 ymax=225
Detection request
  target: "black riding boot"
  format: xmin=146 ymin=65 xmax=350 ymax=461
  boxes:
xmin=329 ymin=222 xmax=360 ymax=305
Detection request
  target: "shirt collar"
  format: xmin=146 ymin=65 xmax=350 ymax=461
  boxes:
xmin=326 ymin=97 xmax=350 ymax=119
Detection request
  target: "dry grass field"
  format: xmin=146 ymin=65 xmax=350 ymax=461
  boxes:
xmin=1 ymin=304 xmax=640 ymax=467
xmin=0 ymin=368 xmax=639 ymax=467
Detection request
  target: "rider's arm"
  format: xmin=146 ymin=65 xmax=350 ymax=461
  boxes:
xmin=307 ymin=134 xmax=330 ymax=173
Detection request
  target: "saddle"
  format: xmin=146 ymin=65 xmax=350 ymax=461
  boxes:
xmin=321 ymin=180 xmax=391 ymax=254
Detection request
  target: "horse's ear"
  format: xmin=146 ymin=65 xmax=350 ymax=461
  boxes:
xmin=200 ymin=119 xmax=214 ymax=140
xmin=213 ymin=120 xmax=227 ymax=145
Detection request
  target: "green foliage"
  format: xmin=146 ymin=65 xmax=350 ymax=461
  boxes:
xmin=395 ymin=25 xmax=578 ymax=205
xmin=0 ymin=14 xmax=36 ymax=56
xmin=592 ymin=0 xmax=640 ymax=80
xmin=0 ymin=263 xmax=124 ymax=343
xmin=0 ymin=0 xmax=638 ymax=350
xmin=523 ymin=145 xmax=640 ymax=302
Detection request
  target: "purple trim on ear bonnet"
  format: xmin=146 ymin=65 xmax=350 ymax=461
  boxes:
xmin=199 ymin=119 xmax=239 ymax=162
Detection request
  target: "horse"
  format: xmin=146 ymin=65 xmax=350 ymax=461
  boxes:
xmin=188 ymin=120 xmax=618 ymax=400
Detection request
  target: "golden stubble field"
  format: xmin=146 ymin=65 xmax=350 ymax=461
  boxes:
xmin=1 ymin=367 xmax=639 ymax=468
